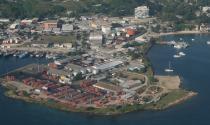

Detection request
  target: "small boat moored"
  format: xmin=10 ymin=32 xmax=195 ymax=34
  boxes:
xmin=165 ymin=62 xmax=174 ymax=73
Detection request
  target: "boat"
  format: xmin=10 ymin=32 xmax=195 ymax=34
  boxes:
xmin=30 ymin=53 xmax=35 ymax=57
xmin=46 ymin=53 xmax=54 ymax=59
xmin=165 ymin=62 xmax=174 ymax=72
xmin=192 ymin=39 xmax=195 ymax=41
xmin=13 ymin=51 xmax=20 ymax=57
xmin=173 ymin=42 xmax=189 ymax=49
xmin=18 ymin=52 xmax=29 ymax=58
xmin=173 ymin=54 xmax=181 ymax=58
xmin=207 ymin=41 xmax=210 ymax=45
xmin=179 ymin=52 xmax=186 ymax=56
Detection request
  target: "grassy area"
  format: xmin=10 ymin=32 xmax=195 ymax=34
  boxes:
xmin=146 ymin=89 xmax=190 ymax=109
xmin=34 ymin=34 xmax=76 ymax=44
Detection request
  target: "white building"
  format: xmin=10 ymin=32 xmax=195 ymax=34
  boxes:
xmin=92 ymin=61 xmax=123 ymax=74
xmin=0 ymin=18 xmax=10 ymax=23
xmin=62 ymin=24 xmax=74 ymax=32
xmin=101 ymin=25 xmax=112 ymax=34
xmin=89 ymin=32 xmax=103 ymax=42
xmin=21 ymin=19 xmax=33 ymax=25
xmin=135 ymin=6 xmax=149 ymax=19
xmin=202 ymin=6 xmax=210 ymax=13
xmin=10 ymin=23 xmax=19 ymax=29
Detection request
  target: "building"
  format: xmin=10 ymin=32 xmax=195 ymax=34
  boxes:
xmin=202 ymin=6 xmax=210 ymax=13
xmin=62 ymin=24 xmax=74 ymax=32
xmin=92 ymin=61 xmax=123 ymax=74
xmin=2 ymin=37 xmax=22 ymax=44
xmin=21 ymin=19 xmax=33 ymax=25
xmin=101 ymin=25 xmax=112 ymax=34
xmin=52 ymin=28 xmax=61 ymax=34
xmin=0 ymin=18 xmax=10 ymax=23
xmin=135 ymin=6 xmax=149 ymax=19
xmin=89 ymin=32 xmax=103 ymax=42
xmin=202 ymin=6 xmax=210 ymax=17
xmin=93 ymin=82 xmax=122 ymax=93
xmin=9 ymin=23 xmax=19 ymax=29
xmin=41 ymin=20 xmax=58 ymax=31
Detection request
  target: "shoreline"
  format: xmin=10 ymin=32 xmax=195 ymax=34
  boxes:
xmin=1 ymin=82 xmax=197 ymax=115
xmin=152 ymin=91 xmax=197 ymax=110
xmin=151 ymin=31 xmax=210 ymax=37
xmin=0 ymin=35 xmax=198 ymax=115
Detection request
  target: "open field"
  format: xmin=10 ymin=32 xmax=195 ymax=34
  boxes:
xmin=155 ymin=75 xmax=180 ymax=90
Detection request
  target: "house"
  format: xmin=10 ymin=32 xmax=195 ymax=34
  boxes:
xmin=135 ymin=6 xmax=149 ymax=19
xmin=202 ymin=6 xmax=210 ymax=13
xmin=2 ymin=37 xmax=22 ymax=44
xmin=52 ymin=28 xmax=61 ymax=34
xmin=61 ymin=24 xmax=74 ymax=32
xmin=54 ymin=43 xmax=72 ymax=49
xmin=101 ymin=25 xmax=112 ymax=34
xmin=21 ymin=19 xmax=33 ymax=25
xmin=10 ymin=23 xmax=19 ymax=29
xmin=89 ymin=32 xmax=103 ymax=42
xmin=0 ymin=18 xmax=10 ymax=23
xmin=40 ymin=20 xmax=58 ymax=31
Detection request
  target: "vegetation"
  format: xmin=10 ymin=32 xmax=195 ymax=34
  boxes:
xmin=123 ymin=42 xmax=144 ymax=48
xmin=147 ymin=90 xmax=189 ymax=109
xmin=1 ymin=0 xmax=210 ymax=24
xmin=39 ymin=34 xmax=76 ymax=44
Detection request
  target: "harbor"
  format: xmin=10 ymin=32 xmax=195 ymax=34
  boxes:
xmin=0 ymin=34 xmax=208 ymax=125
xmin=0 ymin=50 xmax=65 ymax=60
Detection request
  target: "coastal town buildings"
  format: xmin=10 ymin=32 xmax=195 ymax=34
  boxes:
xmin=135 ymin=6 xmax=150 ymax=19
xmin=40 ymin=20 xmax=58 ymax=31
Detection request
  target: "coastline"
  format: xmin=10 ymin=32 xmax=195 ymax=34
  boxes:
xmin=1 ymin=81 xmax=197 ymax=115
xmin=151 ymin=30 xmax=210 ymax=37
xmin=0 ymin=33 xmax=199 ymax=115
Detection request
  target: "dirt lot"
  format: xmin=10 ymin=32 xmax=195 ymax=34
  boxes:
xmin=155 ymin=75 xmax=180 ymax=90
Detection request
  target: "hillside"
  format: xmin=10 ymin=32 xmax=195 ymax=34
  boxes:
xmin=1 ymin=0 xmax=210 ymax=24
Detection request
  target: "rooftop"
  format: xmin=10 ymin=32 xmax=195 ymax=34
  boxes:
xmin=93 ymin=82 xmax=122 ymax=93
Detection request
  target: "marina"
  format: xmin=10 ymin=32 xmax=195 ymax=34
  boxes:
xmin=0 ymin=50 xmax=64 ymax=60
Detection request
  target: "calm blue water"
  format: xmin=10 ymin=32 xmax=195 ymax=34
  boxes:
xmin=0 ymin=34 xmax=210 ymax=125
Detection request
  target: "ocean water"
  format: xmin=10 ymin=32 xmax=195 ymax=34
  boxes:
xmin=0 ymin=34 xmax=210 ymax=125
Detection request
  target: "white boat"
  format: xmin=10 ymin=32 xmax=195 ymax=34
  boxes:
xmin=173 ymin=54 xmax=181 ymax=58
xmin=165 ymin=62 xmax=174 ymax=72
xmin=192 ymin=39 xmax=195 ymax=41
xmin=173 ymin=42 xmax=189 ymax=49
xmin=207 ymin=41 xmax=210 ymax=45
xmin=174 ymin=44 xmax=181 ymax=49
xmin=179 ymin=52 xmax=186 ymax=56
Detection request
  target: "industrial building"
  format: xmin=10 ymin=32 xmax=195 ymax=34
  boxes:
xmin=92 ymin=61 xmax=123 ymax=74
xmin=93 ymin=82 xmax=122 ymax=93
